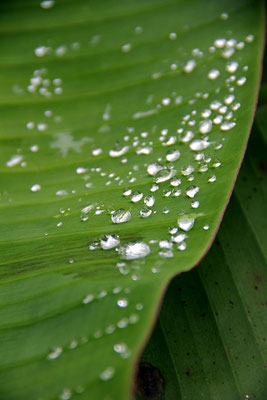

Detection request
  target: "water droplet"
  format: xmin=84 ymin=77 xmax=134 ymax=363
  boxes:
xmin=166 ymin=149 xmax=180 ymax=162
xmin=191 ymin=201 xmax=200 ymax=209
xmin=147 ymin=162 xmax=164 ymax=176
xmin=144 ymin=195 xmax=155 ymax=207
xmin=203 ymin=225 xmax=210 ymax=230
xmin=40 ymin=0 xmax=55 ymax=9
xmin=190 ymin=139 xmax=210 ymax=151
xmin=159 ymin=249 xmax=173 ymax=258
xmin=178 ymin=242 xmax=187 ymax=251
xmin=172 ymin=233 xmax=187 ymax=243
xmin=201 ymin=109 xmax=212 ymax=118
xmin=99 ymin=367 xmax=115 ymax=381
xmin=214 ymin=38 xmax=226 ymax=48
xmin=208 ymin=69 xmax=220 ymax=80
xmin=170 ymin=178 xmax=181 ymax=187
xmin=83 ymin=294 xmax=94 ymax=304
xmin=119 ymin=242 xmax=151 ymax=260
xmin=186 ymin=186 xmax=199 ymax=198
xmin=208 ymin=175 xmax=216 ymax=183
xmin=181 ymin=165 xmax=194 ymax=176
xmin=169 ymin=32 xmax=177 ymax=40
xmin=6 ymin=155 xmax=23 ymax=167
xmin=111 ymin=209 xmax=131 ymax=224
xmin=48 ymin=346 xmax=62 ymax=360
xmin=224 ymin=94 xmax=235 ymax=105
xmin=245 ymin=34 xmax=254 ymax=43
xmin=140 ymin=207 xmax=152 ymax=218
xmin=226 ymin=61 xmax=239 ymax=73
xmin=199 ymin=119 xmax=212 ymax=134
xmin=59 ymin=388 xmax=72 ymax=400
xmin=183 ymin=59 xmax=196 ymax=73
xmin=30 ymin=184 xmax=41 ymax=192
xmin=220 ymin=12 xmax=228 ymax=20
xmin=117 ymin=299 xmax=128 ymax=308
xmin=236 ymin=77 xmax=247 ymax=86
xmin=109 ymin=146 xmax=129 ymax=158
xmin=177 ymin=215 xmax=195 ymax=231
xmin=131 ymin=191 xmax=143 ymax=203
xmin=121 ymin=43 xmax=132 ymax=53
xmin=100 ymin=235 xmax=120 ymax=250
xmin=155 ymin=169 xmax=176 ymax=183
xmin=220 ymin=121 xmax=236 ymax=131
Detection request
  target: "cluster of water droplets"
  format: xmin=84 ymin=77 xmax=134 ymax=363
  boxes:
xmin=2 ymin=4 xmax=257 ymax=390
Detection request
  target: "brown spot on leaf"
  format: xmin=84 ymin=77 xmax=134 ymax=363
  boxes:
xmin=135 ymin=362 xmax=165 ymax=400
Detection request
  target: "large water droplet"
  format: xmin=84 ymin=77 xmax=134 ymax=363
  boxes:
xmin=100 ymin=235 xmax=120 ymax=250
xmin=186 ymin=186 xmax=199 ymax=198
xmin=155 ymin=169 xmax=176 ymax=183
xmin=147 ymin=162 xmax=164 ymax=176
xmin=111 ymin=209 xmax=131 ymax=224
xmin=119 ymin=242 xmax=151 ymax=260
xmin=199 ymin=119 xmax=212 ymax=134
xmin=177 ymin=215 xmax=195 ymax=231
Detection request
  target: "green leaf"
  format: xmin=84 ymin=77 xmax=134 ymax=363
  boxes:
xmin=137 ymin=113 xmax=267 ymax=400
xmin=0 ymin=1 xmax=264 ymax=399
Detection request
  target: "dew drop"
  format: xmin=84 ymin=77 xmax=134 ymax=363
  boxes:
xmin=109 ymin=146 xmax=129 ymax=158
xmin=47 ymin=346 xmax=62 ymax=360
xmin=40 ymin=0 xmax=55 ymax=9
xmin=208 ymin=69 xmax=220 ymax=80
xmin=131 ymin=191 xmax=143 ymax=203
xmin=119 ymin=242 xmax=151 ymax=260
xmin=191 ymin=201 xmax=200 ymax=209
xmin=140 ymin=207 xmax=152 ymax=218
xmin=178 ymin=242 xmax=187 ymax=251
xmin=30 ymin=184 xmax=41 ymax=192
xmin=226 ymin=61 xmax=239 ymax=73
xmin=183 ymin=59 xmax=196 ymax=73
xmin=208 ymin=175 xmax=216 ymax=183
xmin=181 ymin=165 xmax=194 ymax=176
xmin=147 ymin=162 xmax=164 ymax=176
xmin=100 ymin=235 xmax=120 ymax=250
xmin=111 ymin=209 xmax=131 ymax=224
xmin=99 ymin=367 xmax=115 ymax=381
xmin=117 ymin=298 xmax=128 ymax=308
xmin=199 ymin=119 xmax=212 ymax=134
xmin=166 ymin=149 xmax=180 ymax=162
xmin=155 ymin=169 xmax=176 ymax=183
xmin=203 ymin=225 xmax=210 ymax=230
xmin=190 ymin=139 xmax=210 ymax=151
xmin=186 ymin=186 xmax=199 ymax=198
xmin=220 ymin=121 xmax=236 ymax=131
xmin=177 ymin=215 xmax=195 ymax=231
xmin=144 ymin=195 xmax=155 ymax=207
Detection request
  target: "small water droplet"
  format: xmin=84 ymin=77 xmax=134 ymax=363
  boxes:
xmin=166 ymin=149 xmax=180 ymax=162
xmin=31 ymin=184 xmax=41 ymax=192
xmin=183 ymin=59 xmax=196 ymax=73
xmin=220 ymin=121 xmax=236 ymax=131
xmin=208 ymin=69 xmax=220 ymax=80
xmin=117 ymin=299 xmax=128 ymax=308
xmin=203 ymin=225 xmax=210 ymax=230
xmin=99 ymin=367 xmax=115 ymax=381
xmin=131 ymin=191 xmax=143 ymax=203
xmin=186 ymin=186 xmax=199 ymax=198
xmin=226 ymin=61 xmax=239 ymax=73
